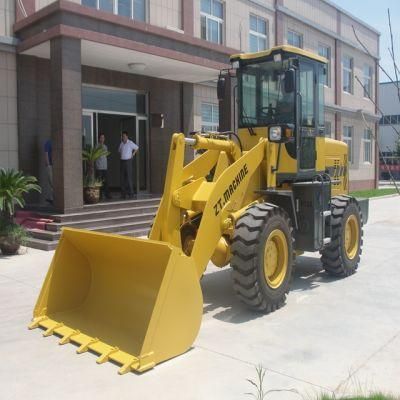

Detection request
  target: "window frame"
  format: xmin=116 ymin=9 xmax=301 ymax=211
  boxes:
xmin=324 ymin=120 xmax=332 ymax=138
xmin=82 ymin=0 xmax=147 ymax=21
xmin=249 ymin=14 xmax=268 ymax=53
xmin=363 ymin=128 xmax=373 ymax=164
xmin=201 ymin=102 xmax=219 ymax=132
xmin=287 ymin=30 xmax=303 ymax=48
xmin=318 ymin=43 xmax=331 ymax=88
xmin=342 ymin=55 xmax=354 ymax=94
xmin=343 ymin=126 xmax=354 ymax=163
xmin=200 ymin=0 xmax=224 ymax=45
xmin=363 ymin=64 xmax=373 ymax=99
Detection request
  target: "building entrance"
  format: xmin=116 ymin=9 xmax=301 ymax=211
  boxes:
xmin=81 ymin=85 xmax=149 ymax=195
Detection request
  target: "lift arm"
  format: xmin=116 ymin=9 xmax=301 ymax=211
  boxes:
xmin=149 ymin=133 xmax=266 ymax=278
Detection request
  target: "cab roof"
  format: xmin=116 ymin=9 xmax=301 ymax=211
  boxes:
xmin=230 ymin=45 xmax=327 ymax=64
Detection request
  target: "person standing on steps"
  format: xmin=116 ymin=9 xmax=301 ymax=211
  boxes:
xmin=95 ymin=133 xmax=112 ymax=200
xmin=118 ymin=131 xmax=138 ymax=199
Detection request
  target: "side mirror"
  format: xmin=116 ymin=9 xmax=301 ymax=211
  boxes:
xmin=217 ymin=76 xmax=226 ymax=100
xmin=284 ymin=69 xmax=295 ymax=93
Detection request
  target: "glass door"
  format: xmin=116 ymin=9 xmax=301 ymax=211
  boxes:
xmin=137 ymin=117 xmax=149 ymax=193
xmin=82 ymin=112 xmax=94 ymax=148
xmin=119 ymin=116 xmax=149 ymax=194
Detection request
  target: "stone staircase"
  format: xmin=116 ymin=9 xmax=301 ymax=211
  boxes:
xmin=26 ymin=197 xmax=160 ymax=251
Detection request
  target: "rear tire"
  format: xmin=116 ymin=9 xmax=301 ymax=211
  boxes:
xmin=231 ymin=203 xmax=294 ymax=313
xmin=320 ymin=196 xmax=364 ymax=277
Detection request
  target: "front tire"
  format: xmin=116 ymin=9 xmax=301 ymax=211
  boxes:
xmin=231 ymin=203 xmax=294 ymax=313
xmin=320 ymin=196 xmax=364 ymax=277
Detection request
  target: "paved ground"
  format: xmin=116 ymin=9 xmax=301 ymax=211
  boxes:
xmin=1 ymin=196 xmax=399 ymax=399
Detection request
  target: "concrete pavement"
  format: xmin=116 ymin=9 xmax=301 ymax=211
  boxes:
xmin=1 ymin=196 xmax=399 ymax=399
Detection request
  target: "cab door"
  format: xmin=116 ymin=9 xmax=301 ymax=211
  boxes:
xmin=298 ymin=60 xmax=317 ymax=173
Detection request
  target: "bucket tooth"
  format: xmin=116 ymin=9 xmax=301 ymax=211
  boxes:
xmin=59 ymin=330 xmax=81 ymax=345
xmin=43 ymin=322 xmax=64 ymax=337
xmin=118 ymin=357 xmax=139 ymax=375
xmin=28 ymin=316 xmax=48 ymax=330
xmin=96 ymin=347 xmax=120 ymax=364
xmin=76 ymin=337 xmax=99 ymax=354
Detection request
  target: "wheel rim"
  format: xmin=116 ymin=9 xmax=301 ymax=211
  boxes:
xmin=344 ymin=214 xmax=359 ymax=260
xmin=263 ymin=229 xmax=288 ymax=289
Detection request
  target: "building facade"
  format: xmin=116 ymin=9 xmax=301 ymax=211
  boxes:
xmin=0 ymin=0 xmax=18 ymax=168
xmin=1 ymin=0 xmax=380 ymax=212
xmin=378 ymin=82 xmax=400 ymax=180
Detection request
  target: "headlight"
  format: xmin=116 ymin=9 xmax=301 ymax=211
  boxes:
xmin=269 ymin=126 xmax=282 ymax=142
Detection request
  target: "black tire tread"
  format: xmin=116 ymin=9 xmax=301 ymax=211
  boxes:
xmin=320 ymin=196 xmax=364 ymax=277
xmin=231 ymin=203 xmax=294 ymax=312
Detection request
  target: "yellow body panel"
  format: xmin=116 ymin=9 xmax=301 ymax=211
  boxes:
xmin=238 ymin=127 xmax=348 ymax=195
xmin=231 ymin=44 xmax=328 ymax=64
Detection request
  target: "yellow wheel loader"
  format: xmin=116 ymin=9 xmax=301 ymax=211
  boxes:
xmin=29 ymin=45 xmax=369 ymax=374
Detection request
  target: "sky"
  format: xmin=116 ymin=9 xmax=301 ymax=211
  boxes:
xmin=332 ymin=0 xmax=400 ymax=82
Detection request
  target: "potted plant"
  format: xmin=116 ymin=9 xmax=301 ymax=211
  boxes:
xmin=0 ymin=168 xmax=41 ymax=255
xmin=82 ymin=145 xmax=110 ymax=204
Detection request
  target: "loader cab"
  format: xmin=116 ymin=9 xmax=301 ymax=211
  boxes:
xmin=231 ymin=45 xmax=327 ymax=179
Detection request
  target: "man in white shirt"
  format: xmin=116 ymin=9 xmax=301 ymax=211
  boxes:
xmin=118 ymin=131 xmax=139 ymax=199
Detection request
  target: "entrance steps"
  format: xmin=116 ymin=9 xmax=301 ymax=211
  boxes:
xmin=26 ymin=197 xmax=160 ymax=251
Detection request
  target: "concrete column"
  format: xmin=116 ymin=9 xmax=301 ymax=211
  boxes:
xmin=50 ymin=37 xmax=83 ymax=212
xmin=182 ymin=82 xmax=194 ymax=134
xmin=182 ymin=0 xmax=194 ymax=36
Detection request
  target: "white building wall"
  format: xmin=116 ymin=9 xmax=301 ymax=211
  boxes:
xmin=150 ymin=0 xmax=181 ymax=30
xmin=340 ymin=14 xmax=378 ymax=58
xmin=341 ymin=43 xmax=376 ymax=114
xmin=342 ymin=115 xmax=375 ymax=181
xmin=193 ymin=0 xmax=275 ymax=51
xmin=282 ymin=0 xmax=337 ymax=33
xmin=35 ymin=0 xmax=183 ymax=30
xmin=0 ymin=0 xmax=14 ymax=37
xmin=282 ymin=15 xmax=336 ymax=106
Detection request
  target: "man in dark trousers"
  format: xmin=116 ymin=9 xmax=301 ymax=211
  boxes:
xmin=118 ymin=131 xmax=138 ymax=199
xmin=95 ymin=133 xmax=111 ymax=200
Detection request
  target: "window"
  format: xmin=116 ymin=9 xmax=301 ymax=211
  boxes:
xmin=249 ymin=15 xmax=267 ymax=53
xmin=82 ymin=86 xmax=146 ymax=115
xmin=82 ymin=0 xmax=146 ymax=21
xmin=201 ymin=103 xmax=219 ymax=132
xmin=324 ymin=121 xmax=332 ymax=137
xmin=363 ymin=128 xmax=373 ymax=163
xmin=201 ymin=0 xmax=224 ymax=44
xmin=363 ymin=65 xmax=373 ymax=98
xmin=287 ymin=30 xmax=303 ymax=48
xmin=299 ymin=62 xmax=315 ymax=126
xmin=318 ymin=44 xmax=331 ymax=87
xmin=238 ymin=60 xmax=295 ymax=128
xmin=343 ymin=55 xmax=353 ymax=94
xmin=343 ymin=126 xmax=354 ymax=163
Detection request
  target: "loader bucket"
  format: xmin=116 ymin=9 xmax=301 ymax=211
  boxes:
xmin=29 ymin=228 xmax=203 ymax=374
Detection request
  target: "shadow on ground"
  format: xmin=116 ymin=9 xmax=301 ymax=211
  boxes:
xmin=201 ymin=256 xmax=338 ymax=324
